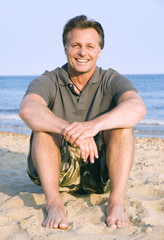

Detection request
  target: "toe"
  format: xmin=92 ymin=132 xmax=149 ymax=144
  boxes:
xmin=51 ymin=217 xmax=60 ymax=229
xmin=52 ymin=217 xmax=68 ymax=229
xmin=116 ymin=220 xmax=122 ymax=228
xmin=42 ymin=220 xmax=50 ymax=228
xmin=109 ymin=224 xmax=117 ymax=228
xmin=116 ymin=219 xmax=130 ymax=228
xmin=59 ymin=222 xmax=68 ymax=229
xmin=106 ymin=218 xmax=117 ymax=228
xmin=120 ymin=221 xmax=126 ymax=227
xmin=52 ymin=222 xmax=60 ymax=229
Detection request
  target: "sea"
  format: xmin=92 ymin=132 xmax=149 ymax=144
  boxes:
xmin=0 ymin=74 xmax=164 ymax=138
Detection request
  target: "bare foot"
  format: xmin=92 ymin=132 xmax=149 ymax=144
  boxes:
xmin=42 ymin=199 xmax=68 ymax=229
xmin=106 ymin=199 xmax=131 ymax=228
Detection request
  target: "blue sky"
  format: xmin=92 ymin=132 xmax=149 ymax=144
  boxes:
xmin=0 ymin=0 xmax=164 ymax=75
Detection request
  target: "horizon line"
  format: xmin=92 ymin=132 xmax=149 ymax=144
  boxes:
xmin=0 ymin=72 xmax=164 ymax=76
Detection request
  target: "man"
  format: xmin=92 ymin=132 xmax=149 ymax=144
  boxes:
xmin=19 ymin=15 xmax=146 ymax=229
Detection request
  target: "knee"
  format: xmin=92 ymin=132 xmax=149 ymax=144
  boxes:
xmin=103 ymin=128 xmax=134 ymax=144
xmin=32 ymin=131 xmax=62 ymax=148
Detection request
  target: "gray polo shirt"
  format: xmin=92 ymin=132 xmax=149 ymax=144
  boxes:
xmin=25 ymin=63 xmax=137 ymax=123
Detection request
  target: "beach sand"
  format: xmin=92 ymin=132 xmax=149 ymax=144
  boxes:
xmin=0 ymin=132 xmax=163 ymax=240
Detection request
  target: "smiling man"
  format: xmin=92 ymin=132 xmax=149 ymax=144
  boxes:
xmin=19 ymin=15 xmax=146 ymax=229
xmin=65 ymin=27 xmax=101 ymax=77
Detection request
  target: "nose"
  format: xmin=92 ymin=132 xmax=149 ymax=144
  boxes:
xmin=78 ymin=47 xmax=87 ymax=56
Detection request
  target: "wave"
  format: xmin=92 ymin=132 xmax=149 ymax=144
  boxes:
xmin=139 ymin=119 xmax=164 ymax=126
xmin=0 ymin=124 xmax=31 ymax=135
xmin=0 ymin=113 xmax=21 ymax=121
xmin=0 ymin=112 xmax=164 ymax=126
xmin=0 ymin=109 xmax=19 ymax=114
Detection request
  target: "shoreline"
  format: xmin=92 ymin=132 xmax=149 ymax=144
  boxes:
xmin=0 ymin=131 xmax=164 ymax=240
xmin=0 ymin=130 xmax=164 ymax=148
xmin=1 ymin=122 xmax=164 ymax=138
xmin=0 ymin=130 xmax=164 ymax=151
xmin=0 ymin=128 xmax=164 ymax=137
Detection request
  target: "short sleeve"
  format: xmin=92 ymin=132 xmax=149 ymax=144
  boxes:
xmin=25 ymin=71 xmax=57 ymax=106
xmin=110 ymin=73 xmax=138 ymax=104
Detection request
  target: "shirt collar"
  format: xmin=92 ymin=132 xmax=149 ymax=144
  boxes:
xmin=59 ymin=63 xmax=101 ymax=86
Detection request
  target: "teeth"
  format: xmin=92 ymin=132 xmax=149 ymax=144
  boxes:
xmin=77 ymin=59 xmax=88 ymax=63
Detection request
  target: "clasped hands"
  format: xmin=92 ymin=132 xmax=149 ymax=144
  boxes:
xmin=63 ymin=121 xmax=99 ymax=163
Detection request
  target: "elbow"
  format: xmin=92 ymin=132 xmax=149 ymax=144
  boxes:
xmin=19 ymin=103 xmax=30 ymax=121
xmin=138 ymin=102 xmax=147 ymax=121
xmin=130 ymin=103 xmax=146 ymax=128
xmin=141 ymin=103 xmax=147 ymax=118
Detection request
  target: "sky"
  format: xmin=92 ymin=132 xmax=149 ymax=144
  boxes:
xmin=0 ymin=0 xmax=164 ymax=75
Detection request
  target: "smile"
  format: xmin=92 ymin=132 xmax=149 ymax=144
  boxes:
xmin=76 ymin=59 xmax=89 ymax=63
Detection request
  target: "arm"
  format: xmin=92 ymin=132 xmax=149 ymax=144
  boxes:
xmin=19 ymin=93 xmax=69 ymax=134
xmin=63 ymin=91 xmax=146 ymax=144
xmin=94 ymin=90 xmax=146 ymax=131
xmin=19 ymin=93 xmax=98 ymax=163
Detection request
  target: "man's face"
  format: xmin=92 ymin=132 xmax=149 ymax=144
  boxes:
xmin=64 ymin=28 xmax=101 ymax=76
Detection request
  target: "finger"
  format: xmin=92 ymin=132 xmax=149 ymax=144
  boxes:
xmin=64 ymin=122 xmax=78 ymax=132
xmin=88 ymin=138 xmax=98 ymax=162
xmin=75 ymin=135 xmax=86 ymax=145
xmin=65 ymin=129 xmax=84 ymax=144
xmin=79 ymin=144 xmax=87 ymax=162
xmin=81 ymin=143 xmax=90 ymax=162
xmin=65 ymin=134 xmax=76 ymax=144
xmin=75 ymin=129 xmax=93 ymax=142
xmin=64 ymin=131 xmax=78 ymax=144
xmin=88 ymin=140 xmax=94 ymax=163
xmin=64 ymin=122 xmax=83 ymax=137
xmin=84 ymin=144 xmax=90 ymax=162
xmin=92 ymin=139 xmax=99 ymax=159
xmin=75 ymin=131 xmax=93 ymax=146
xmin=89 ymin=149 xmax=94 ymax=163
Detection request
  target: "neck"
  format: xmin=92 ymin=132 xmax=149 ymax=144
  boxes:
xmin=67 ymin=65 xmax=96 ymax=86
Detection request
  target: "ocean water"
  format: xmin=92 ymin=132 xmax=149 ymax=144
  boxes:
xmin=0 ymin=74 xmax=164 ymax=138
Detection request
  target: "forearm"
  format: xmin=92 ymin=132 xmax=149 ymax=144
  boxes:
xmin=93 ymin=97 xmax=146 ymax=132
xmin=19 ymin=100 xmax=69 ymax=134
xmin=64 ymin=92 xmax=146 ymax=144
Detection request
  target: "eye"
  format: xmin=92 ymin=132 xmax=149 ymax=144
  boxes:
xmin=72 ymin=44 xmax=79 ymax=48
xmin=88 ymin=45 xmax=94 ymax=49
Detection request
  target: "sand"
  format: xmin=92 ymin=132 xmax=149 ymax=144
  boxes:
xmin=0 ymin=131 xmax=163 ymax=240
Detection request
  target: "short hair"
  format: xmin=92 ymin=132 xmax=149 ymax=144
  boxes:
xmin=62 ymin=15 xmax=105 ymax=49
